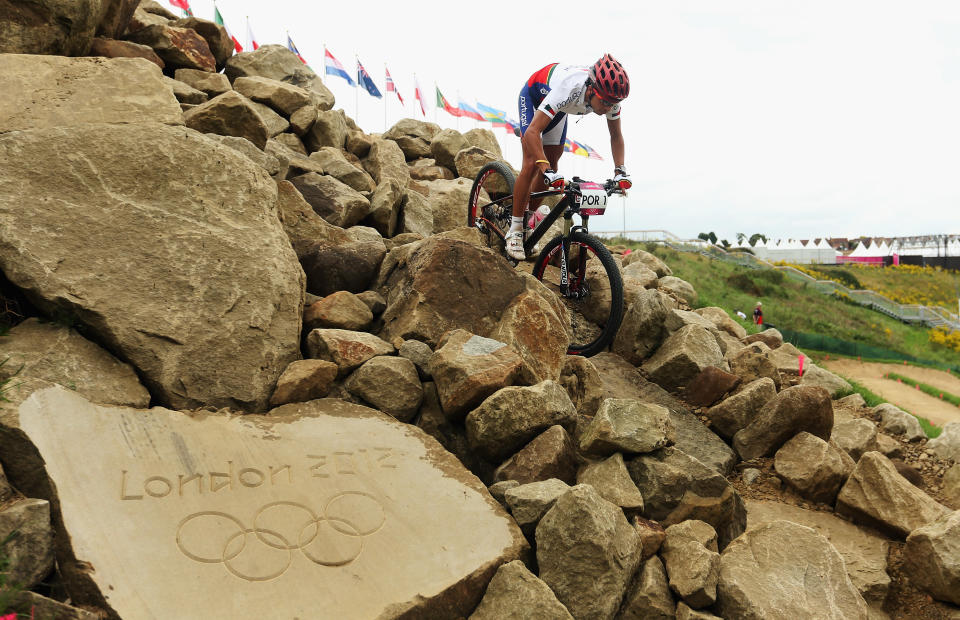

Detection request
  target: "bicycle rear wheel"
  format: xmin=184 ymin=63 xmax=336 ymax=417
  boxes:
xmin=533 ymin=231 xmax=624 ymax=356
xmin=468 ymin=161 xmax=515 ymax=253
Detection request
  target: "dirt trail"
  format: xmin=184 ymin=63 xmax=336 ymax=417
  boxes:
xmin=822 ymin=359 xmax=960 ymax=427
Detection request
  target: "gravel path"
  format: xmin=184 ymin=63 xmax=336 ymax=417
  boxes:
xmin=822 ymin=359 xmax=960 ymax=426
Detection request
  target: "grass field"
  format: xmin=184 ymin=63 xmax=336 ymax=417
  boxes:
xmin=611 ymin=240 xmax=960 ymax=367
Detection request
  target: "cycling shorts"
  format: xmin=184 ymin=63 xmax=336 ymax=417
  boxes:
xmin=518 ymin=83 xmax=568 ymax=146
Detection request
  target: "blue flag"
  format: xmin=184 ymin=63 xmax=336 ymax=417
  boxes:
xmin=357 ymin=59 xmax=382 ymax=98
xmin=476 ymin=102 xmax=507 ymax=121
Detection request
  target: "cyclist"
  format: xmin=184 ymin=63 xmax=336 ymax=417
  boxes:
xmin=506 ymin=53 xmax=632 ymax=260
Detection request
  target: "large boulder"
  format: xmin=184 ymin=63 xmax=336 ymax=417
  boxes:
xmin=407 ymin=178 xmax=474 ymax=233
xmin=430 ymin=128 xmax=469 ymax=170
xmin=695 ymin=307 xmax=747 ymax=339
xmin=717 ymin=521 xmax=870 ymax=619
xmin=904 ymin=511 xmax=960 ymax=605
xmin=577 ymin=452 xmax=645 ymax=510
xmin=465 ymin=381 xmax=577 ymax=462
xmin=233 ymin=76 xmax=313 ymax=116
xmin=627 ymin=447 xmax=746 ymax=549
xmin=494 ymin=425 xmax=578 ymax=486
xmin=363 ymin=137 xmax=411 ymax=188
xmin=623 ymin=250 xmax=672 ymax=277
xmin=273 ymin=180 xmax=350 ymax=258
xmin=304 ymin=109 xmax=348 ymax=152
xmin=378 ymin=235 xmax=569 ymax=383
xmin=0 ymin=0 xmax=102 ymax=55
xmin=0 ymin=123 xmax=304 ymax=411
xmin=183 ymin=91 xmax=270 ymax=149
xmin=590 ymin=352 xmax=735 ymax=475
xmin=642 ymin=325 xmax=727 ymax=392
xmin=873 ymin=403 xmax=925 ymax=441
xmin=463 ymin=128 xmax=502 ymax=157
xmin=773 ymin=432 xmax=848 ymax=504
xmin=0 ymin=318 xmax=150 ymax=420
xmin=224 ymin=44 xmax=334 ymax=110
xmin=733 ymin=385 xmax=834 ymax=460
xmin=0 ymin=55 xmax=181 ymax=132
xmin=726 ymin=342 xmax=782 ymax=389
xmin=343 ymin=356 xmax=423 ymax=422
xmin=89 ymin=37 xmax=164 ymax=68
xmin=300 ymin=237 xmax=387 ymax=296
xmin=746 ymin=500 xmax=891 ymax=608
xmin=4 ymin=387 xmax=528 ymax=619
xmin=468 ymin=560 xmax=573 ymax=620
xmin=309 ymin=147 xmax=376 ymax=193
xmin=658 ymin=276 xmax=697 ymax=305
xmin=836 ymin=451 xmax=950 ymax=538
xmin=705 ymin=378 xmax=777 ymax=440
xmin=428 ymin=330 xmax=523 ymax=420
xmin=168 ymin=17 xmax=233 ymax=70
xmin=611 ymin=288 xmax=672 ymax=365
xmin=0 ymin=498 xmax=54 ymax=590
xmin=289 ymin=172 xmax=370 ymax=228
xmin=124 ymin=24 xmax=215 ymax=72
xmin=578 ymin=399 xmax=676 ymax=456
xmin=927 ymin=421 xmax=960 ymax=462
xmin=619 ymin=556 xmax=676 ymax=619
xmin=536 ymin=485 xmax=641 ymax=620
xmin=383 ymin=119 xmax=441 ymax=160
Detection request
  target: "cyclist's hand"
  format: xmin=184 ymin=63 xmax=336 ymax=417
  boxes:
xmin=543 ymin=169 xmax=565 ymax=190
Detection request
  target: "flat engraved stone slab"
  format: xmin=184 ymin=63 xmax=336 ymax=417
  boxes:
xmin=16 ymin=387 xmax=526 ymax=619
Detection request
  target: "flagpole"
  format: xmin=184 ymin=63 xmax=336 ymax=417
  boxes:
xmin=384 ymin=63 xmax=388 ymax=132
xmin=456 ymin=90 xmax=461 ymax=132
xmin=434 ymin=82 xmax=438 ymax=124
xmin=354 ymin=54 xmax=359 ymax=127
xmin=320 ymin=44 xmax=325 ymax=85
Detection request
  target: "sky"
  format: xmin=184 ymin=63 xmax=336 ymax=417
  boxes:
xmin=181 ymin=0 xmax=960 ymax=242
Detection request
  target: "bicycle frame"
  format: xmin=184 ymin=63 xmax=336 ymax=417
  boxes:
xmin=477 ymin=187 xmax=591 ymax=252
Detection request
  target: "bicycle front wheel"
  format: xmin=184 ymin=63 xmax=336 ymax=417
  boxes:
xmin=532 ymin=231 xmax=625 ymax=356
xmin=468 ymin=161 xmax=515 ymax=253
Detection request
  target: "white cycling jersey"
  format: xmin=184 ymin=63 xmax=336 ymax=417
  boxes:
xmin=535 ymin=64 xmax=622 ymax=121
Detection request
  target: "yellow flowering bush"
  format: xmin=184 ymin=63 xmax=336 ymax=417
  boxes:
xmin=929 ymin=326 xmax=960 ymax=353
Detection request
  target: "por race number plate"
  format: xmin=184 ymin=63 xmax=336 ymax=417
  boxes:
xmin=577 ymin=182 xmax=607 ymax=215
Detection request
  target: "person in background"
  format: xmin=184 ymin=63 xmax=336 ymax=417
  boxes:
xmin=736 ymin=310 xmax=747 ymax=320
xmin=753 ymin=301 xmax=763 ymax=327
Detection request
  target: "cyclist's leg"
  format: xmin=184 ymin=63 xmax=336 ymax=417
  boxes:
xmin=528 ymin=115 xmax=567 ymax=212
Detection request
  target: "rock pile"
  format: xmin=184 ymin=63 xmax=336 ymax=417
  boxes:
xmin=0 ymin=5 xmax=958 ymax=618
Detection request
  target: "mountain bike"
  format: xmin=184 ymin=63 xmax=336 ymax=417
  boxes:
xmin=468 ymin=161 xmax=625 ymax=357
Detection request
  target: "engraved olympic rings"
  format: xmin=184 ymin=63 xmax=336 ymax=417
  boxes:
xmin=175 ymin=492 xmax=385 ymax=581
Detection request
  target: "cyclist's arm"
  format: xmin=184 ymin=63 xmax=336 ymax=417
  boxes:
xmin=607 ymin=116 xmax=625 ymax=169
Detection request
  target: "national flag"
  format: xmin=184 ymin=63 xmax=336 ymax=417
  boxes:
xmin=476 ymin=103 xmax=507 ymax=122
xmin=581 ymin=142 xmax=604 ymax=160
xmin=436 ymin=87 xmax=462 ymax=117
xmin=324 ymin=48 xmax=355 ymax=86
xmin=414 ymin=76 xmax=426 ymax=116
xmin=169 ymin=0 xmax=192 ymax=15
xmin=357 ymin=59 xmax=382 ymax=98
xmin=286 ymin=34 xmax=308 ymax=66
xmin=385 ymin=67 xmax=404 ymax=105
xmin=566 ymin=139 xmax=589 ymax=158
xmin=213 ymin=5 xmax=242 ymax=53
xmin=246 ymin=19 xmax=258 ymax=51
xmin=458 ymin=100 xmax=486 ymax=121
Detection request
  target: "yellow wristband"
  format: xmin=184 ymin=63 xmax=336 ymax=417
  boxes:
xmin=535 ymin=159 xmax=550 ymax=165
